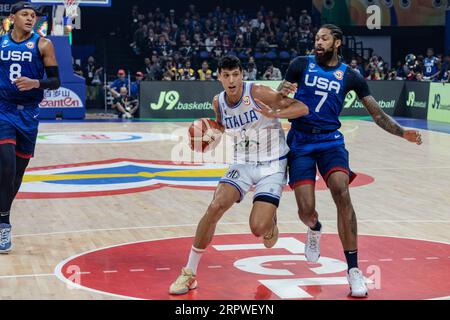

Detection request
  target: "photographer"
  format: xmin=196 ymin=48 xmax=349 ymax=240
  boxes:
xmin=262 ymin=62 xmax=282 ymax=81
xmin=112 ymin=87 xmax=139 ymax=119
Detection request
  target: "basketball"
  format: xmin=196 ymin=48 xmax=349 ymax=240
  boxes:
xmin=188 ymin=118 xmax=223 ymax=153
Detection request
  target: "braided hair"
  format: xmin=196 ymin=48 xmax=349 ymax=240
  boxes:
xmin=319 ymin=24 xmax=343 ymax=56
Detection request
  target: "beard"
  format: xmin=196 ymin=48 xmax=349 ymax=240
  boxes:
xmin=315 ymin=48 xmax=335 ymax=65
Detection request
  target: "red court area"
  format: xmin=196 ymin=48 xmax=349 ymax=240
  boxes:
xmin=56 ymin=233 xmax=450 ymax=300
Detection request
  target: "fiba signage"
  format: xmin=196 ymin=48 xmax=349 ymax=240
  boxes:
xmin=39 ymin=87 xmax=83 ymax=108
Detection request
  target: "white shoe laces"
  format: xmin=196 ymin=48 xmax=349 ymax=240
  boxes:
xmin=308 ymin=230 xmax=320 ymax=251
xmin=0 ymin=228 xmax=10 ymax=246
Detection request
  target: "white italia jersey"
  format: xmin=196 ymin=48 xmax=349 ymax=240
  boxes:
xmin=217 ymin=82 xmax=289 ymax=163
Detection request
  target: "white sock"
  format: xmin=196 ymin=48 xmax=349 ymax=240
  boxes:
xmin=185 ymin=246 xmax=205 ymax=275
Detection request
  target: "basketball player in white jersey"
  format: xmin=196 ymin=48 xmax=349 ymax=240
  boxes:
xmin=169 ymin=56 xmax=309 ymax=295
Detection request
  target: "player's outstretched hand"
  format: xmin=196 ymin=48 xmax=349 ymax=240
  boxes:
xmin=253 ymin=99 xmax=279 ymax=119
xmin=279 ymin=81 xmax=298 ymax=97
xmin=403 ymin=130 xmax=423 ymax=145
xmin=13 ymin=77 xmax=40 ymax=91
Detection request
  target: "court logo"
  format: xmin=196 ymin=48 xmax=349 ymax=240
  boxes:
xmin=55 ymin=233 xmax=450 ymax=300
xmin=37 ymin=132 xmax=176 ymax=144
xmin=18 ymin=159 xmax=374 ymax=199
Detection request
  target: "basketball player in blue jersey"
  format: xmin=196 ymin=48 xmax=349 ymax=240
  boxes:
xmin=169 ymin=56 xmax=309 ymax=295
xmin=423 ymin=48 xmax=440 ymax=81
xmin=278 ymin=24 xmax=422 ymax=297
xmin=0 ymin=1 xmax=60 ymax=253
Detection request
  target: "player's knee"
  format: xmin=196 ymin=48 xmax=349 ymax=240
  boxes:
xmin=206 ymin=200 xmax=227 ymax=222
xmin=250 ymin=221 xmax=269 ymax=237
xmin=298 ymin=202 xmax=315 ymax=219
xmin=330 ymin=184 xmax=350 ymax=203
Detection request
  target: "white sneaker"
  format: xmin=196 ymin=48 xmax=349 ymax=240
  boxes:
xmin=305 ymin=227 xmax=321 ymax=263
xmin=347 ymin=268 xmax=368 ymax=298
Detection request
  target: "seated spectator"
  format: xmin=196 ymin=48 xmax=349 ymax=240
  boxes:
xmin=441 ymin=69 xmax=450 ymax=83
xmin=197 ymin=61 xmax=213 ymax=81
xmin=244 ymin=62 xmax=257 ymax=81
xmin=415 ymin=72 xmax=424 ymax=82
xmin=262 ymin=62 xmax=282 ymax=80
xmin=350 ymin=59 xmax=361 ymax=75
xmin=130 ymin=71 xmax=144 ymax=99
xmin=108 ymin=69 xmax=130 ymax=98
xmin=112 ymin=87 xmax=139 ymax=119
xmin=299 ymin=9 xmax=312 ymax=26
xmin=178 ymin=60 xmax=196 ymax=80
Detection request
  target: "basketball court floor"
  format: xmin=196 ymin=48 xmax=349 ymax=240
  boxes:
xmin=1 ymin=118 xmax=449 ymax=300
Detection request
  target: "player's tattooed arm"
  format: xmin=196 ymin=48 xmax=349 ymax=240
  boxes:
xmin=362 ymin=95 xmax=422 ymax=145
xmin=252 ymin=84 xmax=309 ymax=119
xmin=212 ymin=95 xmax=225 ymax=133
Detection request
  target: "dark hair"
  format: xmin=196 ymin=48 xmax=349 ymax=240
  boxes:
xmin=319 ymin=24 xmax=343 ymax=55
xmin=218 ymin=56 xmax=243 ymax=73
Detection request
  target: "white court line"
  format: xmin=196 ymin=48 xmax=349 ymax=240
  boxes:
xmin=102 ymin=270 xmax=118 ymax=274
xmin=12 ymin=220 xmax=450 ymax=238
xmin=52 ymin=232 xmax=450 ymax=301
xmin=425 ymin=257 xmax=439 ymax=260
xmin=156 ymin=268 xmax=170 ymax=271
xmin=0 ymin=273 xmax=54 ymax=280
xmin=207 ymin=266 xmax=223 ymax=269
xmin=378 ymin=259 xmax=393 ymax=262
xmin=129 ymin=269 xmax=145 ymax=272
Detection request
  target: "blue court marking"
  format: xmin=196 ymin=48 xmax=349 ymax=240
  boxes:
xmin=363 ymin=117 xmax=450 ymax=135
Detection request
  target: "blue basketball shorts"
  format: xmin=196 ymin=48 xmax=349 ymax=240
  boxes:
xmin=287 ymin=129 xmax=357 ymax=189
xmin=0 ymin=103 xmax=40 ymax=159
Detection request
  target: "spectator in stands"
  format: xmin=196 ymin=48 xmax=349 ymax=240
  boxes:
xmin=415 ymin=72 xmax=424 ymax=82
xmin=262 ymin=62 xmax=282 ymax=80
xmin=441 ymin=69 xmax=450 ymax=83
xmin=130 ymin=71 xmax=144 ymax=99
xmin=387 ymin=69 xmax=403 ymax=81
xmin=299 ymin=9 xmax=312 ymax=26
xmin=145 ymin=54 xmax=162 ymax=80
xmin=178 ymin=60 xmax=196 ymax=80
xmin=197 ymin=61 xmax=213 ymax=81
xmin=255 ymin=36 xmax=270 ymax=53
xmin=440 ymin=55 xmax=450 ymax=81
xmin=112 ymin=87 xmax=139 ymax=119
xmin=350 ymin=59 xmax=361 ymax=75
xmin=83 ymin=56 xmax=103 ymax=106
xmin=109 ymin=69 xmax=130 ymax=98
xmin=424 ymin=48 xmax=441 ymax=81
xmin=244 ymin=62 xmax=257 ymax=81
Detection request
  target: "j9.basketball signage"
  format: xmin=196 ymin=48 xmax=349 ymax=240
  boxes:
xmin=140 ymin=80 xmax=430 ymax=120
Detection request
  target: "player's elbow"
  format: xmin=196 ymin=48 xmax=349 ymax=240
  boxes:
xmin=298 ymin=103 xmax=309 ymax=117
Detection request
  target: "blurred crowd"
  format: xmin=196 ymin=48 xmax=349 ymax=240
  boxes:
xmin=349 ymin=48 xmax=450 ymax=83
xmin=128 ymin=4 xmax=316 ymax=81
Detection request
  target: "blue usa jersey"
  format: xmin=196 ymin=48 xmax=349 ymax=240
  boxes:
xmin=0 ymin=32 xmax=45 ymax=106
xmin=285 ymin=56 xmax=370 ymax=132
xmin=424 ymin=57 xmax=438 ymax=78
